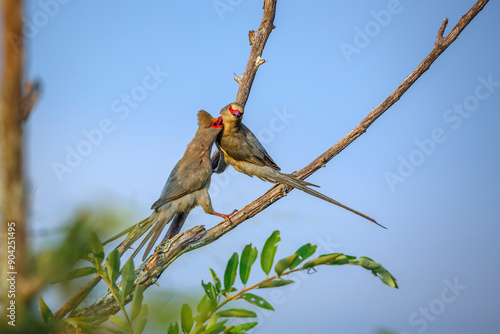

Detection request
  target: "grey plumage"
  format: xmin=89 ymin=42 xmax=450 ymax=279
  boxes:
xmin=133 ymin=110 xmax=236 ymax=261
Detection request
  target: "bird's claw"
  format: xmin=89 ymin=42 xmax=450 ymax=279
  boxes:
xmin=215 ymin=209 xmax=238 ymax=226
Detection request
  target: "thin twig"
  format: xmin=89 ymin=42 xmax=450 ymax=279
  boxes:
xmin=21 ymin=79 xmax=41 ymax=122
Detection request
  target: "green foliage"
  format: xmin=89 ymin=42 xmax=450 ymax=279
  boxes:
xmin=122 ymin=258 xmax=136 ymax=301
xmin=181 ymin=304 xmax=194 ymax=333
xmin=41 ymin=233 xmax=149 ymax=333
xmin=39 ymin=296 xmax=55 ymax=328
xmin=260 ymin=230 xmax=280 ymax=276
xmin=290 ymin=243 xmax=317 ymax=269
xmin=224 ymin=253 xmax=239 ymax=293
xmin=166 ymin=230 xmax=397 ymax=333
xmin=86 ymin=235 xmax=148 ymax=334
xmin=239 ymin=244 xmax=257 ymax=286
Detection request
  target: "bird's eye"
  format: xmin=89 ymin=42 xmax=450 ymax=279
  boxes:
xmin=229 ymin=105 xmax=233 ymax=112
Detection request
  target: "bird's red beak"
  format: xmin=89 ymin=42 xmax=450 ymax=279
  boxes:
xmin=210 ymin=116 xmax=224 ymax=128
xmin=228 ymin=105 xmax=243 ymax=118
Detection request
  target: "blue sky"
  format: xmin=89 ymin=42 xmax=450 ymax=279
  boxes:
xmin=17 ymin=0 xmax=500 ymax=333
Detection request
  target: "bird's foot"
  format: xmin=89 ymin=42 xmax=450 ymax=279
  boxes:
xmin=214 ymin=209 xmax=238 ymax=226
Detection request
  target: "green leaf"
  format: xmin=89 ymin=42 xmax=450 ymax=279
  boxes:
xmin=197 ymin=295 xmax=217 ymax=321
xmin=240 ymin=244 xmax=258 ymax=285
xmin=374 ymin=267 xmax=398 ymax=288
xmin=274 ymin=254 xmax=298 ymax=276
xmin=357 ymin=257 xmax=398 ymax=289
xmin=328 ymin=254 xmax=352 ymax=266
xmin=103 ymin=223 xmax=137 ymax=246
xmin=206 ymin=315 xmax=217 ymax=331
xmin=224 ymin=252 xmax=239 ymax=293
xmin=106 ymin=249 xmax=121 ymax=284
xmin=38 ymin=296 xmax=55 ymax=326
xmin=215 ymin=308 xmax=257 ymax=318
xmin=89 ymin=232 xmax=104 ymax=265
xmin=167 ymin=322 xmax=180 ymax=334
xmin=289 ymin=243 xmax=317 ymax=269
xmin=204 ymin=319 xmax=227 ymax=334
xmin=50 ymin=266 xmax=97 ymax=284
xmin=257 ymin=279 xmax=294 ymax=289
xmin=228 ymin=322 xmax=258 ymax=333
xmin=202 ymin=280 xmax=217 ymax=300
xmin=260 ymin=230 xmax=280 ymax=276
xmin=121 ymin=258 xmax=135 ymax=301
xmin=358 ymin=256 xmax=382 ymax=270
xmin=135 ymin=304 xmax=149 ymax=334
xmin=131 ymin=284 xmax=144 ymax=320
xmin=303 ymin=253 xmax=343 ymax=269
xmin=61 ymin=318 xmax=94 ymax=333
xmin=101 ymin=327 xmax=123 ymax=334
xmin=108 ymin=315 xmax=129 ymax=331
xmin=209 ymin=268 xmax=221 ymax=294
xmin=181 ymin=304 xmax=194 ymax=334
xmin=238 ymin=293 xmax=274 ymax=311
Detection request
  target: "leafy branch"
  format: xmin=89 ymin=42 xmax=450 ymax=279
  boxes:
xmin=166 ymin=230 xmax=397 ymax=334
xmin=40 ymin=232 xmax=149 ymax=334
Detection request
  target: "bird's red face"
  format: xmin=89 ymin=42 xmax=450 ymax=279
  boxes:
xmin=210 ymin=116 xmax=224 ymax=129
xmin=228 ymin=104 xmax=243 ymax=118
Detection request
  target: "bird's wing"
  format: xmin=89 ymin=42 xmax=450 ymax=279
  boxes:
xmin=151 ymin=160 xmax=211 ymax=210
xmin=222 ymin=123 xmax=281 ymax=171
xmin=211 ymin=144 xmax=227 ymax=173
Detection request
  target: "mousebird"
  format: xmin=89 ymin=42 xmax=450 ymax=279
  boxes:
xmin=211 ymin=102 xmax=384 ymax=228
xmin=134 ymin=110 xmax=237 ymax=260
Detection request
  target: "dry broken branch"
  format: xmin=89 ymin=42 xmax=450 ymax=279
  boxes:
xmin=70 ymin=0 xmax=489 ymax=323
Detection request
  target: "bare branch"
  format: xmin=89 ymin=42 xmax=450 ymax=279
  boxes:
xmin=70 ymin=0 xmax=489 ymax=323
xmin=235 ymin=0 xmax=277 ymax=106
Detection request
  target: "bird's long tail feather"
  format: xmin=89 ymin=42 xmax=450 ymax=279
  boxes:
xmin=130 ymin=210 xmax=192 ymax=262
xmin=129 ymin=216 xmax=165 ymax=261
xmin=270 ymin=171 xmax=385 ymax=228
xmin=281 ymin=173 xmax=319 ymax=188
xmin=128 ymin=212 xmax=170 ymax=261
xmin=164 ymin=211 xmax=190 ymax=241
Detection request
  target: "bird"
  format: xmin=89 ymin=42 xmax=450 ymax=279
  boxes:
xmin=133 ymin=110 xmax=237 ymax=261
xmin=211 ymin=102 xmax=385 ymax=228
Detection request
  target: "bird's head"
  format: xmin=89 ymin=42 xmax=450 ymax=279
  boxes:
xmin=198 ymin=110 xmax=223 ymax=132
xmin=220 ymin=102 xmax=244 ymax=125
xmin=210 ymin=116 xmax=224 ymax=129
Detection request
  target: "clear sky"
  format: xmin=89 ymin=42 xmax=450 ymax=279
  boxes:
xmin=17 ymin=0 xmax=500 ymax=333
